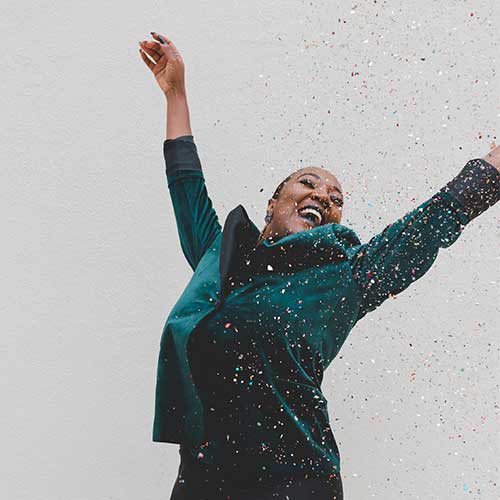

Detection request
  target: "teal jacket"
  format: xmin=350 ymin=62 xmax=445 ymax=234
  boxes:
xmin=153 ymin=135 xmax=500 ymax=465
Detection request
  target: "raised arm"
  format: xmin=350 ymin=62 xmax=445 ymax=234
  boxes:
xmin=346 ymin=152 xmax=500 ymax=323
xmin=164 ymin=134 xmax=222 ymax=272
xmin=140 ymin=32 xmax=222 ymax=271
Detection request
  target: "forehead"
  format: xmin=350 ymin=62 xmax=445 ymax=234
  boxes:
xmin=293 ymin=167 xmax=342 ymax=192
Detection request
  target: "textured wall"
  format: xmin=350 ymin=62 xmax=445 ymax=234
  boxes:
xmin=2 ymin=0 xmax=499 ymax=498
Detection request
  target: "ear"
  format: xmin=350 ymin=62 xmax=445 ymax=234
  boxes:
xmin=266 ymin=198 xmax=276 ymax=218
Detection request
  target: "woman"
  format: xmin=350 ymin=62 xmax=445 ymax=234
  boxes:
xmin=139 ymin=33 xmax=500 ymax=500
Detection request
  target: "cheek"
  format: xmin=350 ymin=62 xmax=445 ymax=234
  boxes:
xmin=273 ymin=205 xmax=304 ymax=229
xmin=334 ymin=208 xmax=343 ymax=222
xmin=275 ymin=192 xmax=301 ymax=214
xmin=327 ymin=206 xmax=342 ymax=223
xmin=280 ymin=200 xmax=303 ymax=217
xmin=283 ymin=183 xmax=306 ymax=200
xmin=278 ymin=207 xmax=301 ymax=225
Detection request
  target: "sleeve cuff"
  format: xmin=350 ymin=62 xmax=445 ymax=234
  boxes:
xmin=163 ymin=135 xmax=202 ymax=176
xmin=437 ymin=158 xmax=500 ymax=222
xmin=165 ymin=134 xmax=195 ymax=144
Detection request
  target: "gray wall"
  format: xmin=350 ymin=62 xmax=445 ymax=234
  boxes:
xmin=2 ymin=1 xmax=499 ymax=498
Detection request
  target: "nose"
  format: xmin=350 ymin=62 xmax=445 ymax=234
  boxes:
xmin=310 ymin=188 xmax=332 ymax=212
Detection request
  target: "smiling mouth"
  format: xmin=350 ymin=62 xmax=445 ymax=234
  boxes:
xmin=297 ymin=206 xmax=323 ymax=226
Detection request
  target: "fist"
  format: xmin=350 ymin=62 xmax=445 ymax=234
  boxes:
xmin=139 ymin=32 xmax=185 ymax=97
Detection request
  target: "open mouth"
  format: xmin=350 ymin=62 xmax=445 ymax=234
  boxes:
xmin=297 ymin=206 xmax=323 ymax=226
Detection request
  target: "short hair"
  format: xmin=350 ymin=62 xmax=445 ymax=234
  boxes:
xmin=271 ymin=166 xmax=333 ymax=201
xmin=271 ymin=171 xmax=297 ymax=200
xmin=271 ymin=167 xmax=315 ymax=200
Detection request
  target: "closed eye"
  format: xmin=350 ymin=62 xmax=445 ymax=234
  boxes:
xmin=299 ymin=179 xmax=343 ymax=207
xmin=300 ymin=179 xmax=315 ymax=189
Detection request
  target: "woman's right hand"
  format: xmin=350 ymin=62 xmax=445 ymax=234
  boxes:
xmin=139 ymin=32 xmax=186 ymax=98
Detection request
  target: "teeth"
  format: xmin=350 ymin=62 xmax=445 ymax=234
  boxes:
xmin=298 ymin=207 xmax=322 ymax=224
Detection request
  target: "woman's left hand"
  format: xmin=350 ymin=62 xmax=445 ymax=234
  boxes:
xmin=139 ymin=32 xmax=186 ymax=98
xmin=481 ymin=142 xmax=500 ymax=172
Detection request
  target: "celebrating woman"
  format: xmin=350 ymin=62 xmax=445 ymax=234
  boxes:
xmin=139 ymin=32 xmax=500 ymax=500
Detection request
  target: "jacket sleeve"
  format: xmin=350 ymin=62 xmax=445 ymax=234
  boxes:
xmin=164 ymin=135 xmax=222 ymax=272
xmin=346 ymin=158 xmax=500 ymax=323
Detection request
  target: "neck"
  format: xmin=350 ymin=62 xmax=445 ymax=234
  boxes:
xmin=255 ymin=227 xmax=273 ymax=248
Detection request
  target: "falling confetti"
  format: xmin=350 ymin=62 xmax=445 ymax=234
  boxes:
xmin=155 ymin=106 xmax=500 ymax=497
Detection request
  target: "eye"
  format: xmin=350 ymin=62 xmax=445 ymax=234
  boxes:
xmin=300 ymin=179 xmax=315 ymax=188
xmin=301 ymin=178 xmax=344 ymax=208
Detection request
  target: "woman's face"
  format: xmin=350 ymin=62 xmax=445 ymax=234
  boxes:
xmin=261 ymin=166 xmax=344 ymax=243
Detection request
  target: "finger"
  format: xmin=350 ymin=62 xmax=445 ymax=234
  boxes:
xmin=139 ymin=48 xmax=155 ymax=71
xmin=139 ymin=42 xmax=164 ymax=64
xmin=150 ymin=31 xmax=171 ymax=46
xmin=141 ymin=40 xmax=163 ymax=59
xmin=151 ymin=32 xmax=180 ymax=57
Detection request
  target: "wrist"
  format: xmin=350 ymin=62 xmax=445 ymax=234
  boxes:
xmin=481 ymin=144 xmax=500 ymax=173
xmin=165 ymin=88 xmax=187 ymax=101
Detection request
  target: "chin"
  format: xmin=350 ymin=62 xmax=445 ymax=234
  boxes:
xmin=286 ymin=219 xmax=317 ymax=234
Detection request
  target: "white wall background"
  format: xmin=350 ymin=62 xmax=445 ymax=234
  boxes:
xmin=2 ymin=0 xmax=499 ymax=499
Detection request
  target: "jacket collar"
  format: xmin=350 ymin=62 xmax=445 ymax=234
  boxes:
xmin=218 ymin=204 xmax=361 ymax=298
